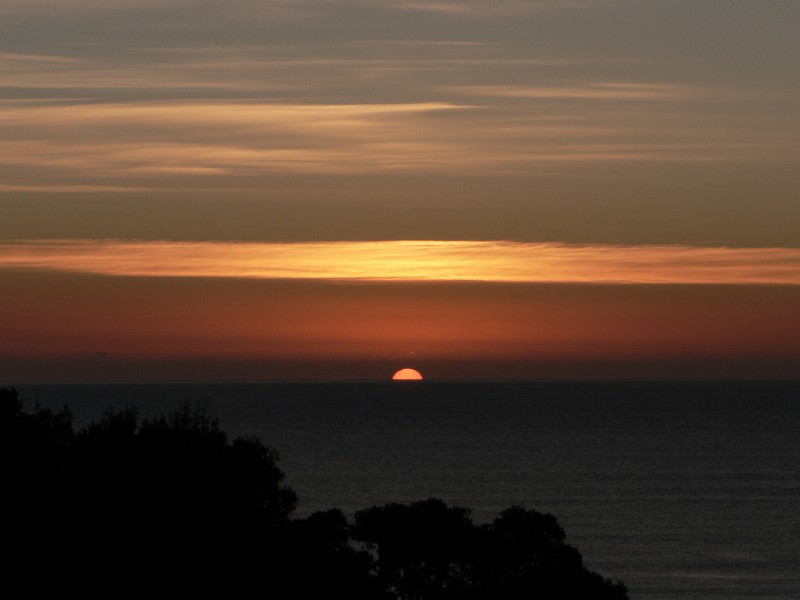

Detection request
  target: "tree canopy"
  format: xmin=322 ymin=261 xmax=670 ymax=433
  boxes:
xmin=0 ymin=388 xmax=626 ymax=599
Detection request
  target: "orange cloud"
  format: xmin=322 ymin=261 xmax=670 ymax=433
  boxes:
xmin=3 ymin=240 xmax=800 ymax=285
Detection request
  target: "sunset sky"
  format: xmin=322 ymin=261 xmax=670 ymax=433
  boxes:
xmin=1 ymin=0 xmax=799 ymax=381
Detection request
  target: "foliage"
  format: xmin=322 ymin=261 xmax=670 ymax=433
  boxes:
xmin=1 ymin=389 xmax=297 ymax=599
xmin=353 ymin=499 xmax=627 ymax=600
xmin=0 ymin=388 xmax=627 ymax=600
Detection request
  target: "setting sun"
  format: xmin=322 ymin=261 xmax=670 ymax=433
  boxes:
xmin=392 ymin=368 xmax=423 ymax=381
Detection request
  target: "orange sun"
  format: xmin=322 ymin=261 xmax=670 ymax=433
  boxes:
xmin=392 ymin=368 xmax=423 ymax=380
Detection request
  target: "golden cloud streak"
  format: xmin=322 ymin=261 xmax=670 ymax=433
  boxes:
xmin=2 ymin=240 xmax=800 ymax=285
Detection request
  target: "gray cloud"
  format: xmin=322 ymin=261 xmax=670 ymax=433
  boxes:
xmin=0 ymin=0 xmax=631 ymax=18
xmin=1 ymin=0 xmax=798 ymax=250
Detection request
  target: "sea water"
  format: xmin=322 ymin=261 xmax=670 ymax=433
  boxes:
xmin=13 ymin=380 xmax=800 ymax=599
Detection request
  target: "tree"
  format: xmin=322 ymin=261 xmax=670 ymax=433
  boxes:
xmin=472 ymin=506 xmax=627 ymax=599
xmin=0 ymin=388 xmax=74 ymax=599
xmin=1 ymin=395 xmax=298 ymax=599
xmin=273 ymin=508 xmax=385 ymax=600
xmin=1 ymin=389 xmax=626 ymax=600
xmin=354 ymin=498 xmax=476 ymax=600
xmin=353 ymin=499 xmax=627 ymax=600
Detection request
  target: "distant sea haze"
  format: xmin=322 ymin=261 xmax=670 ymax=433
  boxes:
xmin=18 ymin=380 xmax=800 ymax=600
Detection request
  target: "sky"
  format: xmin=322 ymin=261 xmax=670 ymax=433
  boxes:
xmin=1 ymin=0 xmax=799 ymax=381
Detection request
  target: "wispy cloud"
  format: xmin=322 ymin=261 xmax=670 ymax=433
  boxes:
xmin=0 ymin=0 xmax=328 ymax=19
xmin=0 ymin=48 xmax=623 ymax=96
xmin=0 ymin=183 xmax=148 ymax=193
xmin=453 ymin=82 xmax=702 ymax=101
xmin=389 ymin=0 xmax=624 ymax=18
xmin=0 ymin=102 xmax=468 ymax=184
xmin=0 ymin=0 xmax=632 ymax=19
xmin=2 ymin=38 xmax=796 ymax=191
xmin=3 ymin=240 xmax=799 ymax=285
xmin=2 ymin=88 xmax=787 ymax=191
xmin=0 ymin=51 xmax=297 ymax=94
xmin=0 ymin=0 xmax=189 ymax=13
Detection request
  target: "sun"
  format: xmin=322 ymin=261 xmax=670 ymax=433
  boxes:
xmin=392 ymin=368 xmax=423 ymax=381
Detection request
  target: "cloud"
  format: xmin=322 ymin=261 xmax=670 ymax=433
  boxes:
xmin=0 ymin=102 xmax=470 ymax=184
xmin=2 ymin=84 xmax=786 ymax=191
xmin=0 ymin=0 xmax=631 ymax=19
xmin=0 ymin=183 xmax=148 ymax=193
xmin=0 ymin=51 xmax=297 ymax=95
xmin=2 ymin=40 xmax=795 ymax=190
xmin=3 ymin=240 xmax=800 ymax=285
xmin=453 ymin=82 xmax=702 ymax=101
xmin=0 ymin=0 xmax=326 ymax=18
xmin=0 ymin=0 xmax=191 ymax=16
xmin=0 ymin=48 xmax=634 ymax=98
xmin=388 ymin=0 xmax=613 ymax=18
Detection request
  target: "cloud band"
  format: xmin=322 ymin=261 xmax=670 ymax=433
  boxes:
xmin=2 ymin=239 xmax=800 ymax=285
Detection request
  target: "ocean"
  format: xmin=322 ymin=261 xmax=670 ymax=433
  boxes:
xmin=13 ymin=380 xmax=800 ymax=600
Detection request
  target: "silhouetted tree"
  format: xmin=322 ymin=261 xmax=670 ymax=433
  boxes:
xmin=353 ymin=499 xmax=476 ymax=600
xmin=472 ymin=505 xmax=627 ymax=599
xmin=1 ymin=388 xmax=626 ymax=600
xmin=1 ymin=394 xmax=297 ymax=599
xmin=273 ymin=508 xmax=385 ymax=599
xmin=353 ymin=498 xmax=626 ymax=600
xmin=0 ymin=388 xmax=74 ymax=599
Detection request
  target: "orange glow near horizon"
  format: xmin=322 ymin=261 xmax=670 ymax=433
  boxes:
xmin=2 ymin=266 xmax=799 ymax=382
xmin=392 ymin=368 xmax=423 ymax=380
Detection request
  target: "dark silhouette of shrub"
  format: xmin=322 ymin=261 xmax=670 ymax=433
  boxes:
xmin=472 ymin=505 xmax=627 ymax=599
xmin=0 ymin=388 xmax=627 ymax=600
xmin=353 ymin=499 xmax=627 ymax=600
xmin=1 ymin=390 xmax=297 ymax=599
xmin=353 ymin=498 xmax=476 ymax=599
xmin=274 ymin=508 xmax=385 ymax=599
